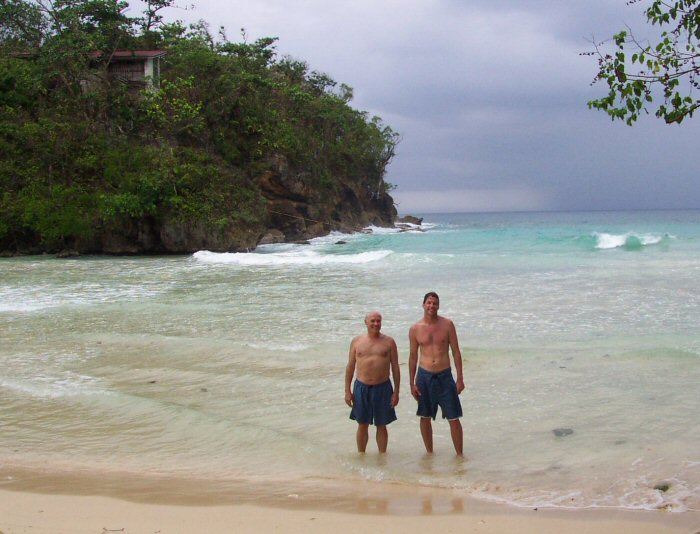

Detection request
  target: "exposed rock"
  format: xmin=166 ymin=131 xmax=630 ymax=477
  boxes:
xmin=55 ymin=249 xmax=80 ymax=258
xmin=396 ymin=223 xmax=424 ymax=233
xmin=256 ymin=154 xmax=396 ymax=245
xmin=654 ymin=482 xmax=671 ymax=492
xmin=159 ymin=220 xmax=261 ymax=252
xmin=398 ymin=215 xmax=423 ymax=225
xmin=88 ymin=217 xmax=264 ymax=254
xmin=552 ymin=428 xmax=574 ymax=437
xmin=258 ymin=229 xmax=286 ymax=245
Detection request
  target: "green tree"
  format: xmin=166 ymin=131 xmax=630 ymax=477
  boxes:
xmin=0 ymin=0 xmax=47 ymax=51
xmin=140 ymin=0 xmax=174 ymax=33
xmin=0 ymin=1 xmax=399 ymax=253
xmin=588 ymin=0 xmax=700 ymax=124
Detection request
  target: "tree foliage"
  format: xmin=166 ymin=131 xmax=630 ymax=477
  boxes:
xmin=587 ymin=0 xmax=700 ymax=124
xmin=0 ymin=0 xmax=399 ymax=252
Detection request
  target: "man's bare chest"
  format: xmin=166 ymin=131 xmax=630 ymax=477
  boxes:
xmin=416 ymin=325 xmax=448 ymax=347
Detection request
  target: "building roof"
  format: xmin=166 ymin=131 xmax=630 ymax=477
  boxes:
xmin=89 ymin=50 xmax=167 ymax=60
xmin=111 ymin=50 xmax=167 ymax=59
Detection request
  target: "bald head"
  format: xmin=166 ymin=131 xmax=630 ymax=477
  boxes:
xmin=364 ymin=311 xmax=383 ymax=336
xmin=365 ymin=310 xmax=382 ymax=322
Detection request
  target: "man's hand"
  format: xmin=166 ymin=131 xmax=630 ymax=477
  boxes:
xmin=345 ymin=391 xmax=354 ymax=407
xmin=456 ymin=378 xmax=465 ymax=394
xmin=410 ymin=384 xmax=421 ymax=400
xmin=391 ymin=392 xmax=399 ymax=407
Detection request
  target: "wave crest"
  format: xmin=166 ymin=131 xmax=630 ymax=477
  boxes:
xmin=193 ymin=249 xmax=392 ymax=266
xmin=594 ymin=232 xmax=672 ymax=250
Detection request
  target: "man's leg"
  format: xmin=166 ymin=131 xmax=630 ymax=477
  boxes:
xmin=376 ymin=425 xmax=388 ymax=453
xmin=420 ymin=417 xmax=433 ymax=453
xmin=448 ymin=418 xmax=463 ymax=456
xmin=356 ymin=423 xmax=369 ymax=452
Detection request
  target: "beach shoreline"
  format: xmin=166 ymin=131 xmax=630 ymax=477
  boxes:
xmin=1 ymin=467 xmax=699 ymax=534
xmin=1 ymin=485 xmax=698 ymax=534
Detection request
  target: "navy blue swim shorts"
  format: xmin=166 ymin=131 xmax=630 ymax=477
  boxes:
xmin=350 ymin=379 xmax=397 ymax=426
xmin=415 ymin=367 xmax=462 ymax=420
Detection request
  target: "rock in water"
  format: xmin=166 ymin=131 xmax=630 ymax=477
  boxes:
xmin=398 ymin=215 xmax=423 ymax=225
xmin=552 ymin=428 xmax=574 ymax=437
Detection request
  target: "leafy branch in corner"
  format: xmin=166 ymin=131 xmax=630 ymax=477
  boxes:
xmin=586 ymin=0 xmax=700 ymax=125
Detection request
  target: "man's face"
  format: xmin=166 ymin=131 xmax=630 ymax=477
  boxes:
xmin=365 ymin=313 xmax=382 ymax=333
xmin=423 ymin=296 xmax=439 ymax=316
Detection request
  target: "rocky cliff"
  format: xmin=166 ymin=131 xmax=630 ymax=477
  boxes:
xmin=26 ymin=154 xmax=398 ymax=257
xmin=256 ymin=155 xmax=397 ymax=246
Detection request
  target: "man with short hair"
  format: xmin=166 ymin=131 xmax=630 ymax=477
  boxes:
xmin=345 ymin=311 xmax=400 ymax=453
xmin=409 ymin=292 xmax=465 ymax=455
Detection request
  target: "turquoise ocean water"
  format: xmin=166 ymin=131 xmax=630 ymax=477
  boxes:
xmin=1 ymin=210 xmax=699 ymax=511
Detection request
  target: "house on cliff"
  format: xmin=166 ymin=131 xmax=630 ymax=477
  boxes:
xmin=11 ymin=49 xmax=166 ymax=92
xmin=88 ymin=50 xmax=166 ymax=91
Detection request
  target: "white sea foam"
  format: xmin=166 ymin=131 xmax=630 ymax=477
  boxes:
xmin=363 ymin=225 xmax=403 ymax=235
xmin=0 ymin=374 xmax=106 ymax=400
xmin=0 ymin=284 xmax=163 ymax=312
xmin=192 ymin=249 xmax=392 ymax=265
xmin=246 ymin=342 xmax=309 ymax=352
xmin=594 ymin=232 xmax=671 ymax=250
xmin=308 ymin=230 xmax=360 ymax=245
xmin=0 ymin=301 xmax=46 ymax=313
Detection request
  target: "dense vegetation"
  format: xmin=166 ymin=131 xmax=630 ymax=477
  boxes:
xmin=0 ymin=0 xmax=399 ymax=253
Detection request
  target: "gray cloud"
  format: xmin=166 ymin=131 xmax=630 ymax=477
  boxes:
xmin=150 ymin=0 xmax=700 ymax=213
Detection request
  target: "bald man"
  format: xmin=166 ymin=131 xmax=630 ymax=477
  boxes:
xmin=345 ymin=311 xmax=400 ymax=453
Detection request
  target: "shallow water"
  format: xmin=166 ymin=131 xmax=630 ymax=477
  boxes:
xmin=1 ymin=210 xmax=699 ymax=511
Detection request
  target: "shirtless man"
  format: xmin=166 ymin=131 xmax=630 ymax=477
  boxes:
xmin=345 ymin=311 xmax=400 ymax=453
xmin=409 ymin=292 xmax=465 ymax=455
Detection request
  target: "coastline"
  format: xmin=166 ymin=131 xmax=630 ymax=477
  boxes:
xmin=1 ymin=469 xmax=698 ymax=534
xmin=1 ymin=486 xmax=698 ymax=534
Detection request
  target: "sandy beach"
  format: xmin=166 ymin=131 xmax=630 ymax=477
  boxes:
xmin=1 ymin=486 xmax=698 ymax=534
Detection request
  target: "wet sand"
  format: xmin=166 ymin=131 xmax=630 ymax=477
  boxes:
xmin=1 ymin=485 xmax=698 ymax=534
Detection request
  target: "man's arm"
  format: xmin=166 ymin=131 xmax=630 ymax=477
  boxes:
xmin=345 ymin=339 xmax=357 ymax=407
xmin=408 ymin=325 xmax=420 ymax=399
xmin=448 ymin=320 xmax=464 ymax=393
xmin=389 ymin=338 xmax=400 ymax=407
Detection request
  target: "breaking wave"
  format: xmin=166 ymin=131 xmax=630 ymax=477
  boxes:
xmin=192 ymin=249 xmax=393 ymax=266
xmin=594 ymin=232 xmax=673 ymax=250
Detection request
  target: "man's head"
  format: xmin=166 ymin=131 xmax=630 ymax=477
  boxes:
xmin=422 ymin=292 xmax=439 ymax=316
xmin=364 ymin=311 xmax=382 ymax=334
xmin=423 ymin=291 xmax=439 ymax=305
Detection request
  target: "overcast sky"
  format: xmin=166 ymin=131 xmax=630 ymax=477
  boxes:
xmin=141 ymin=0 xmax=700 ymax=214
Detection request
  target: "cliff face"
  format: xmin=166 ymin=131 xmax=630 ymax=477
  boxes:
xmin=257 ymin=155 xmax=397 ymax=245
xmin=85 ymin=217 xmax=265 ymax=254
xmin=33 ymin=155 xmax=397 ymax=256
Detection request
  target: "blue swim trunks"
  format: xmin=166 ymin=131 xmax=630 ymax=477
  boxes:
xmin=415 ymin=367 xmax=462 ymax=420
xmin=350 ymin=379 xmax=397 ymax=426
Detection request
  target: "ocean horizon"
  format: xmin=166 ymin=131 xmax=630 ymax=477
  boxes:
xmin=1 ymin=208 xmax=698 ymax=512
